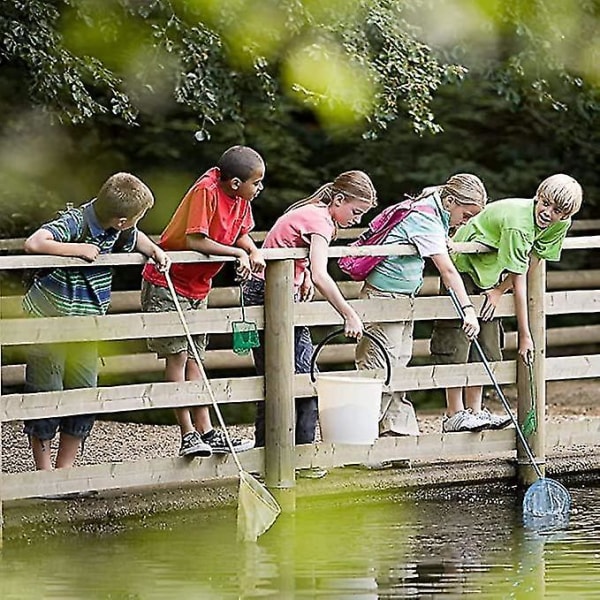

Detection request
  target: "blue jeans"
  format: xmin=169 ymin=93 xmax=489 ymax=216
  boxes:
xmin=23 ymin=341 xmax=98 ymax=441
xmin=243 ymin=277 xmax=318 ymax=446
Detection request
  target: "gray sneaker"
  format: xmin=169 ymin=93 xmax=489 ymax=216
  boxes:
xmin=202 ymin=429 xmax=254 ymax=454
xmin=474 ymin=408 xmax=513 ymax=430
xmin=179 ymin=431 xmax=212 ymax=457
xmin=442 ymin=409 xmax=489 ymax=433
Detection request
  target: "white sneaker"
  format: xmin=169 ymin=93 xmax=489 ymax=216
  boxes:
xmin=442 ymin=409 xmax=489 ymax=433
xmin=474 ymin=408 xmax=513 ymax=430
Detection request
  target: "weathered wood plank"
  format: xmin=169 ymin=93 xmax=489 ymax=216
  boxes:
xmin=546 ymin=290 xmax=600 ymax=315
xmin=2 ymin=417 xmax=599 ymax=501
xmin=0 ymin=376 xmax=265 ymax=421
xmin=0 ymin=450 xmax=264 ymax=501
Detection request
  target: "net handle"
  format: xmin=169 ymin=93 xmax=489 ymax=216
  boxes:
xmin=448 ymin=288 xmax=544 ymax=480
xmin=165 ymin=270 xmax=244 ymax=473
xmin=239 ymin=283 xmax=248 ymax=321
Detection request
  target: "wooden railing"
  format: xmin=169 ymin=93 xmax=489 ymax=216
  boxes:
xmin=1 ymin=231 xmax=599 ymax=542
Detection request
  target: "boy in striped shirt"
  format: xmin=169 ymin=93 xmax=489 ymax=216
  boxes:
xmin=22 ymin=172 xmax=169 ymax=471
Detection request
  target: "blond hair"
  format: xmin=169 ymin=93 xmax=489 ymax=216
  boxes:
xmin=417 ymin=173 xmax=487 ymax=208
xmin=95 ymin=172 xmax=154 ymax=220
xmin=285 ymin=170 xmax=378 ymax=213
xmin=536 ymin=174 xmax=583 ymax=216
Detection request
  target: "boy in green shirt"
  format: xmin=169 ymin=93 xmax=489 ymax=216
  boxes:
xmin=431 ymin=173 xmax=583 ymax=433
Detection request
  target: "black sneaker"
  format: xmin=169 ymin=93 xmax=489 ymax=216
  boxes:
xmin=202 ymin=429 xmax=254 ymax=454
xmin=179 ymin=431 xmax=212 ymax=457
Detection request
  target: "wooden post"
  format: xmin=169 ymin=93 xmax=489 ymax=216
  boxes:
xmin=263 ymin=259 xmax=296 ymax=510
xmin=0 ymin=342 xmax=3 ymax=547
xmin=517 ymin=260 xmax=546 ymax=486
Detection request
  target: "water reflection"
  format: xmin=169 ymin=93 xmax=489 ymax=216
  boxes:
xmin=1 ymin=484 xmax=599 ymax=598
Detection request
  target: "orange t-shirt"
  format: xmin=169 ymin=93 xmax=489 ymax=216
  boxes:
xmin=142 ymin=168 xmax=254 ymax=299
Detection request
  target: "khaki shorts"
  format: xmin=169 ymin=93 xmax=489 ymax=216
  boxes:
xmin=141 ymin=280 xmax=208 ymax=359
xmin=430 ymin=274 xmax=503 ymax=364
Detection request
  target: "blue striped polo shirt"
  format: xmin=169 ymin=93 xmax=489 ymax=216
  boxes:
xmin=23 ymin=201 xmax=137 ymax=317
xmin=367 ymin=191 xmax=450 ymax=295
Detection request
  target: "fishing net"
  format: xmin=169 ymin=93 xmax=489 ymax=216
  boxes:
xmin=446 ymin=288 xmax=572 ymax=531
xmin=521 ymin=362 xmax=538 ymax=437
xmin=523 ymin=478 xmax=571 ymax=530
xmin=237 ymin=471 xmax=281 ymax=542
xmin=232 ymin=285 xmax=260 ymax=355
xmin=165 ymin=271 xmax=280 ymax=542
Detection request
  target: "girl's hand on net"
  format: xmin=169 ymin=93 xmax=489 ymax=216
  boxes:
xmin=299 ymin=277 xmax=314 ymax=302
xmin=461 ymin=307 xmax=480 ymax=340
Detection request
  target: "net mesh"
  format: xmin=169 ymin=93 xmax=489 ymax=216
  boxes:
xmin=237 ymin=471 xmax=281 ymax=542
xmin=523 ymin=478 xmax=571 ymax=530
xmin=232 ymin=321 xmax=260 ymax=355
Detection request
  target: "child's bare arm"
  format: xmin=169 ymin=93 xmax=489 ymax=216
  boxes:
xmin=186 ymin=233 xmax=250 ymax=274
xmin=511 ymin=272 xmax=534 ymax=365
xmin=235 ymin=233 xmax=265 ymax=273
xmin=24 ymin=229 xmax=99 ymax=262
xmin=430 ymin=253 xmax=479 ymax=340
xmin=309 ymin=234 xmax=362 ymax=338
xmin=135 ymin=232 xmax=170 ymax=272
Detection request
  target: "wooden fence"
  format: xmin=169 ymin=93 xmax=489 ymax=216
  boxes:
xmin=1 ymin=227 xmax=600 ymax=543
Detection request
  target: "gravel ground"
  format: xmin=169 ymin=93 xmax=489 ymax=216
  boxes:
xmin=3 ymin=379 xmax=599 ymax=474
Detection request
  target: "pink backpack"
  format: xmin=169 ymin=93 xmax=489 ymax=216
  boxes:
xmin=338 ymin=198 xmax=436 ymax=281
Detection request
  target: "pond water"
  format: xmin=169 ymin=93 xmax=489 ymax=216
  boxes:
xmin=1 ymin=481 xmax=599 ymax=599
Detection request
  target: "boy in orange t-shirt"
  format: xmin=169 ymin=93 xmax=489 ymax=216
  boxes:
xmin=141 ymin=145 xmax=265 ymax=457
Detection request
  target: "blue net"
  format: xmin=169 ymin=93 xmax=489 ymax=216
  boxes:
xmin=523 ymin=478 xmax=571 ymax=531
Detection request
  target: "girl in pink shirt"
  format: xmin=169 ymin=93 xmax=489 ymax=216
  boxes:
xmin=244 ymin=170 xmax=377 ymax=446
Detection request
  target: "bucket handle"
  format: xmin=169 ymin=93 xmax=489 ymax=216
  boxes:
xmin=310 ymin=328 xmax=392 ymax=386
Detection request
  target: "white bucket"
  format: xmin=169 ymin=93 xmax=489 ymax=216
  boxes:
xmin=316 ymin=374 xmax=382 ymax=445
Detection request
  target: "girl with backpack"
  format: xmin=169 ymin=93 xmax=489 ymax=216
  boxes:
xmin=346 ymin=174 xmax=489 ymax=436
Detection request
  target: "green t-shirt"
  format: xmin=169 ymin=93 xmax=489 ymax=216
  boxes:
xmin=452 ymin=197 xmax=571 ymax=289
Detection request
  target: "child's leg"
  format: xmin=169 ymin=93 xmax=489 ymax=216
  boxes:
xmin=185 ymin=358 xmax=212 ymax=434
xmin=55 ymin=432 xmax=83 ymax=469
xmin=445 ymin=387 xmax=466 ymax=415
xmin=30 ymin=435 xmax=54 ymax=470
xmin=355 ymin=287 xmax=416 ymax=436
xmin=464 ymin=386 xmax=484 ymax=413
xmin=61 ymin=341 xmax=98 ymax=468
xmin=295 ymin=397 xmax=317 ymax=444
xmin=23 ymin=342 xmax=65 ymax=470
xmin=358 ymin=319 xmax=415 ymax=435
xmin=165 ymin=352 xmax=196 ymax=434
xmin=294 ymin=325 xmax=318 ymax=444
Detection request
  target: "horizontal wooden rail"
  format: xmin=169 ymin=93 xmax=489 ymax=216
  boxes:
xmin=1 ymin=218 xmax=598 ymax=251
xmin=2 ymin=290 xmax=598 ymax=347
xmin=3 ymin=353 xmax=600 ymax=424
xmin=3 ymin=269 xmax=599 ymax=319
xmin=4 ymin=415 xmax=600 ymax=501
xmin=3 ymin=323 xmax=599 ymax=387
xmin=0 ymin=295 xmax=519 ymax=346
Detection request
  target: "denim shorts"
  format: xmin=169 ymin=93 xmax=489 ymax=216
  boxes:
xmin=141 ymin=280 xmax=208 ymax=359
xmin=23 ymin=341 xmax=98 ymax=441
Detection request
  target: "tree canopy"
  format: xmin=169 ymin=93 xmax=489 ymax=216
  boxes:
xmin=1 ymin=0 xmax=599 ymax=241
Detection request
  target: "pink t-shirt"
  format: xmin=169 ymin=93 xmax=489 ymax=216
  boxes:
xmin=260 ymin=203 xmax=335 ymax=289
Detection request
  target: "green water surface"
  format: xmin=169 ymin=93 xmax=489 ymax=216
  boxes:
xmin=1 ymin=483 xmax=599 ymax=598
